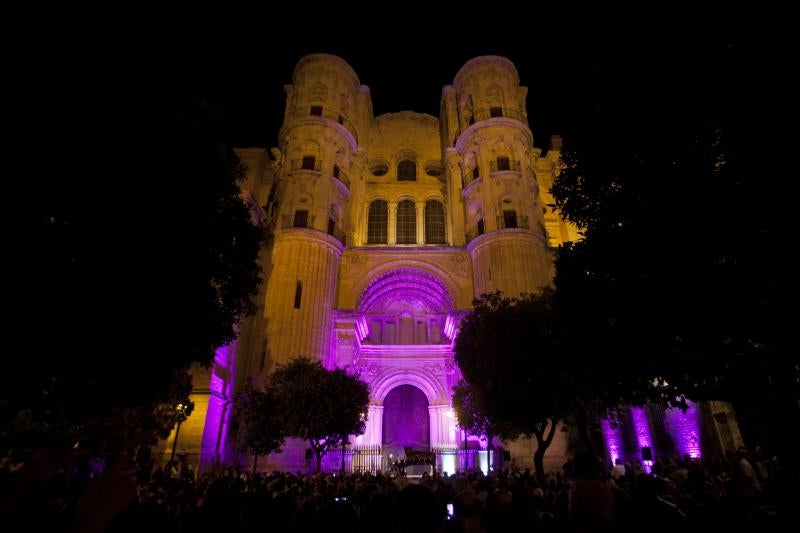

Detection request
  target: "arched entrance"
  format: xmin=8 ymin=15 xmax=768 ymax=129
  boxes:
xmin=338 ymin=267 xmax=461 ymax=455
xmin=382 ymin=384 xmax=430 ymax=459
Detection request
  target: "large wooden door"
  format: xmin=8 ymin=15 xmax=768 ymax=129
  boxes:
xmin=382 ymin=385 xmax=430 ymax=459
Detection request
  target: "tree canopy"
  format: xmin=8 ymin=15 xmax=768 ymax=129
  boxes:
xmin=454 ymin=290 xmax=583 ymax=482
xmin=549 ymin=11 xmax=795 ymax=500
xmin=551 ymin=9 xmax=791 ymax=425
xmin=233 ymin=384 xmax=285 ymax=472
xmin=270 ymin=359 xmax=369 ymax=473
xmin=8 ymin=58 xmax=263 ymax=450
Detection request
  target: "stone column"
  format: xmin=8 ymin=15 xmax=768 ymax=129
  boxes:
xmin=429 ymin=404 xmax=456 ymax=449
xmin=446 ymin=149 xmax=466 ymax=246
xmin=416 ymin=201 xmax=425 ymax=244
xmin=478 ymin=145 xmax=497 ymax=230
xmin=388 ymin=201 xmax=397 ymax=245
xmin=364 ymin=404 xmax=383 ymax=447
xmin=264 ymin=232 xmax=344 ymax=368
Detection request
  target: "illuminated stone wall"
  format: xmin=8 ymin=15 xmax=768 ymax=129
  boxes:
xmin=189 ymin=54 xmax=584 ymax=472
xmin=600 ymin=401 xmax=744 ymax=468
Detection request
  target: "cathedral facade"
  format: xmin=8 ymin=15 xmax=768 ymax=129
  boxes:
xmin=167 ymin=54 xmax=740 ymax=473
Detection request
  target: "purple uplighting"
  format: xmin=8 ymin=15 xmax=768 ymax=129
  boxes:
xmin=201 ymin=342 xmax=235 ymax=467
xmin=664 ymin=399 xmax=702 ymax=459
xmin=382 ymin=384 xmax=430 ymax=458
xmin=600 ymin=418 xmax=623 ymax=466
xmin=630 ymin=407 xmax=654 ymax=472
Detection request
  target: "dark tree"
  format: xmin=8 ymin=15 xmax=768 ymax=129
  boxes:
xmin=452 ymin=381 xmax=506 ymax=471
xmin=551 ymin=9 xmax=796 ymax=512
xmin=8 ymin=56 xmax=263 ymax=451
xmin=232 ymin=384 xmax=285 ymax=473
xmin=270 ymin=358 xmax=369 ymax=473
xmin=454 ymin=290 xmax=581 ymax=483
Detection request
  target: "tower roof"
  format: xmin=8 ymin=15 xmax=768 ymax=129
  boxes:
xmin=454 ymin=56 xmax=520 ymax=86
xmin=293 ymin=53 xmax=361 ymax=87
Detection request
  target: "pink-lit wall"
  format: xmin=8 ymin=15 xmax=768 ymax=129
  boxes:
xmin=630 ymin=407 xmax=655 ymax=472
xmin=664 ymin=400 xmax=702 ymax=459
xmin=602 ymin=403 xmax=703 ymax=468
xmin=600 ymin=418 xmax=624 ymax=466
xmin=200 ymin=342 xmax=235 ymax=468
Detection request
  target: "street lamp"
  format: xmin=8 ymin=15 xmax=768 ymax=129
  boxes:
xmin=169 ymin=400 xmax=194 ymax=463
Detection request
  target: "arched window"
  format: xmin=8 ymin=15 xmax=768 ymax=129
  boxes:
xmin=397 ymin=160 xmax=416 ymax=181
xmin=396 ymin=200 xmax=417 ymax=244
xmin=367 ymin=200 xmax=388 ymax=244
xmin=425 ymin=200 xmax=446 ymax=244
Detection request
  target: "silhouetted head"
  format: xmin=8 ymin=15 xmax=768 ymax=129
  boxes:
xmin=315 ymin=499 xmax=359 ymax=530
xmin=572 ymin=452 xmax=602 ymax=480
xmin=454 ymin=489 xmax=484 ymax=519
xmin=396 ymin=484 xmax=443 ymax=533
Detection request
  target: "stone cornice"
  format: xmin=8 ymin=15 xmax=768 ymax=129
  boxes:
xmin=466 ymin=228 xmax=546 ymax=255
xmin=280 ymin=119 xmax=358 ymax=152
xmin=455 ymin=118 xmax=533 ymax=151
xmin=275 ymin=228 xmax=345 ymax=255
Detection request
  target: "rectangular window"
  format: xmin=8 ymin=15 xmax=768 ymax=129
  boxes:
xmin=327 ymin=218 xmax=335 ymax=235
xmin=367 ymin=200 xmax=388 ymax=244
xmin=294 ymin=280 xmax=302 ymax=309
xmin=293 ymin=210 xmax=309 ymax=228
xmin=302 ymin=156 xmax=316 ymax=170
xmin=490 ymin=106 xmax=503 ymax=118
xmin=424 ymin=200 xmax=446 ymax=244
xmin=472 ymin=166 xmax=480 ymax=180
xmin=333 ymin=165 xmax=340 ymax=178
xmin=397 ymin=161 xmax=417 ymax=181
xmin=503 ymin=210 xmax=517 ymax=228
xmin=477 ymin=218 xmax=485 ymax=235
xmin=310 ymin=105 xmax=323 ymax=116
xmin=496 ymin=156 xmax=510 ymax=171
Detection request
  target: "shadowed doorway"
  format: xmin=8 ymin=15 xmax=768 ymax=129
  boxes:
xmin=382 ymin=385 xmax=430 ymax=461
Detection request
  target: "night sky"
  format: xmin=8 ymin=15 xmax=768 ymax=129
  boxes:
xmin=202 ymin=33 xmax=593 ymax=150
xmin=169 ymin=7 xmax=773 ymax=154
xmin=95 ymin=9 xmax=627 ymax=151
xmin=31 ymin=5 xmax=778 ymax=155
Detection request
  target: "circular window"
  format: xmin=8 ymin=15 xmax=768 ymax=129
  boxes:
xmin=370 ymin=161 xmax=389 ymax=176
xmin=425 ymin=162 xmax=443 ymax=177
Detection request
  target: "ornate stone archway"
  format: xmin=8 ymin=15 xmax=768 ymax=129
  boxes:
xmin=340 ymin=268 xmax=462 ymax=451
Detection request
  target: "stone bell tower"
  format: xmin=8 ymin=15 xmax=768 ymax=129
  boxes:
xmin=445 ymin=56 xmax=551 ymax=298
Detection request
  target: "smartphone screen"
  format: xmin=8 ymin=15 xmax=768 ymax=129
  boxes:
xmin=447 ymin=503 xmax=454 ymax=518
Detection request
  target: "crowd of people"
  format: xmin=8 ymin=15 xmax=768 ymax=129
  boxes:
xmin=0 ymin=446 xmax=782 ymax=531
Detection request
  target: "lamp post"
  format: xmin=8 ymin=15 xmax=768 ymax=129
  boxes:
xmin=169 ymin=401 xmax=194 ymax=463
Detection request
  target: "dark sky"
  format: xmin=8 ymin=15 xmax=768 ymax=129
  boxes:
xmin=38 ymin=5 xmax=777 ymax=154
xmin=209 ymin=36 xmax=594 ymax=150
xmin=129 ymin=11 xmax=612 ymax=150
xmin=169 ymin=5 xmax=773 ymax=153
